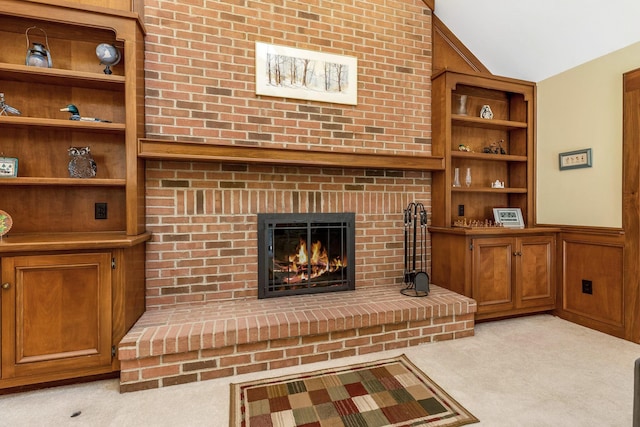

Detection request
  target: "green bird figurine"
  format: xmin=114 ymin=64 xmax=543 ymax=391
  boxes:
xmin=60 ymin=104 xmax=110 ymax=122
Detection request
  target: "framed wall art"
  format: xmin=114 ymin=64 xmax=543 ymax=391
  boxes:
xmin=255 ymin=42 xmax=358 ymax=105
xmin=0 ymin=157 xmax=18 ymax=177
xmin=493 ymin=207 xmax=525 ymax=228
xmin=559 ymin=148 xmax=592 ymax=170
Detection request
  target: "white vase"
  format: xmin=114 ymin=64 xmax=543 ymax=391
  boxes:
xmin=465 ymin=168 xmax=472 ymax=187
xmin=455 ymin=94 xmax=468 ymax=115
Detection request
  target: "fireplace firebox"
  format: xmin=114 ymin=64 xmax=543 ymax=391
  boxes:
xmin=257 ymin=213 xmax=355 ymax=299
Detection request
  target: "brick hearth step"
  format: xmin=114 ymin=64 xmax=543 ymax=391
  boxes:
xmin=117 ymin=285 xmax=476 ymax=392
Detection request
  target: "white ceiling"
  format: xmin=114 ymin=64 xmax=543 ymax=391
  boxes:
xmin=434 ymin=0 xmax=640 ymax=82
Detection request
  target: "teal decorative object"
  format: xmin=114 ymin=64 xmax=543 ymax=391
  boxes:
xmin=60 ymin=104 xmax=110 ymax=122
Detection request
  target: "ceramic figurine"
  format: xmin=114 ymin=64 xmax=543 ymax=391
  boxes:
xmin=480 ymin=104 xmax=493 ymax=119
xmin=68 ymin=146 xmax=97 ymax=178
xmin=60 ymin=104 xmax=110 ymax=122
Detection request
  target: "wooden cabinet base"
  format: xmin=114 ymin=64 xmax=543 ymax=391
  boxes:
xmin=0 ymin=240 xmax=148 ymax=390
xmin=431 ymin=227 xmax=557 ymax=320
xmin=1 ymin=253 xmax=112 ymax=380
xmin=476 ymin=307 xmax=556 ymax=322
xmin=0 ymin=365 xmax=116 ymax=390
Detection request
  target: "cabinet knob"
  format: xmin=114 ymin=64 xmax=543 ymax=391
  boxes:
xmin=512 ymin=251 xmax=523 ymax=257
xmin=1 ymin=283 xmax=9 ymax=290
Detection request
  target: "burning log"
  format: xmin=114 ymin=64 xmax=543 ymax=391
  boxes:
xmin=273 ymin=238 xmax=347 ymax=285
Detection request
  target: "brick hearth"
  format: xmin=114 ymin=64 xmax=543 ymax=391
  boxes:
xmin=118 ymin=285 xmax=476 ymax=392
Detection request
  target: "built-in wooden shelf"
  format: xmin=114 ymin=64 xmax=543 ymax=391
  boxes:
xmin=451 ymin=187 xmax=527 ymax=193
xmin=0 ymin=63 xmax=125 ymax=90
xmin=0 ymin=231 xmax=151 ymax=253
xmin=0 ymin=0 xmax=147 ymax=391
xmin=0 ymin=116 xmax=125 ymax=133
xmin=451 ymin=151 xmax=527 ymax=162
xmin=0 ymin=177 xmax=126 ymax=186
xmin=452 ymin=114 xmax=527 ymax=130
xmin=138 ymin=139 xmax=445 ymax=171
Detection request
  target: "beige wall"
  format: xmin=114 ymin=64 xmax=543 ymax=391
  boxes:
xmin=537 ymin=41 xmax=640 ymax=228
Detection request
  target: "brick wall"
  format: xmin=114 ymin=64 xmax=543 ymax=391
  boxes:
xmin=142 ymin=0 xmax=434 ymax=308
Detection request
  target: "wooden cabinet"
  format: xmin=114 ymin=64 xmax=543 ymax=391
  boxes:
xmin=472 ymin=234 xmax=555 ymax=318
xmin=430 ymin=70 xmax=557 ymax=319
xmin=0 ymin=242 xmax=147 ymax=389
xmin=0 ymin=1 xmax=149 ymax=389
xmin=1 ymin=253 xmax=112 ymax=385
xmin=431 ymin=228 xmax=556 ymax=320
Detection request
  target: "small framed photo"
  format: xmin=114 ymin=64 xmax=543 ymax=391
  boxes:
xmin=559 ymin=148 xmax=592 ymax=170
xmin=0 ymin=157 xmax=18 ymax=178
xmin=493 ymin=208 xmax=525 ymax=229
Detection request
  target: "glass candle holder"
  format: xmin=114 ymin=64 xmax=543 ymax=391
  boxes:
xmin=455 ymin=94 xmax=468 ymax=115
xmin=453 ymin=167 xmax=461 ymax=187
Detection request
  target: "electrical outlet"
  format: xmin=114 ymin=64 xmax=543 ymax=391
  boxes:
xmin=95 ymin=202 xmax=107 ymax=220
xmin=582 ymin=279 xmax=593 ymax=295
xmin=458 ymin=204 xmax=464 ymax=216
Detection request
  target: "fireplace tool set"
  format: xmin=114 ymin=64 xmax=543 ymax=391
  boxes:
xmin=402 ymin=202 xmax=429 ymax=297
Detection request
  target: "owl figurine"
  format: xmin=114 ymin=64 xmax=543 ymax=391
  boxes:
xmin=68 ymin=146 xmax=97 ymax=178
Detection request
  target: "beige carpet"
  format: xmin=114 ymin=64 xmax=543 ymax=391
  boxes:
xmin=0 ymin=314 xmax=638 ymax=426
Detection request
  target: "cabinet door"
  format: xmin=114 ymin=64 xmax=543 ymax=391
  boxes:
xmin=471 ymin=237 xmax=515 ymax=314
xmin=1 ymin=253 xmax=112 ymax=382
xmin=517 ymin=236 xmax=555 ymax=309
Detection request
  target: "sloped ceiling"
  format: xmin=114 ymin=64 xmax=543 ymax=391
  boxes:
xmin=434 ymin=0 xmax=640 ymax=82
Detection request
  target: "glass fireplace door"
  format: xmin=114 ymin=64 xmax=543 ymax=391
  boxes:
xmin=258 ymin=213 xmax=355 ymax=298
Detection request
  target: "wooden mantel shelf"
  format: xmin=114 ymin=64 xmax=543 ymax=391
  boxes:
xmin=138 ymin=139 xmax=444 ymax=171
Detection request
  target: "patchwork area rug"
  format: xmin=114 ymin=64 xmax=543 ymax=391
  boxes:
xmin=230 ymin=354 xmax=478 ymax=427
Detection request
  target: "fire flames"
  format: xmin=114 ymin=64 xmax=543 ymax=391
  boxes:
xmin=282 ymin=238 xmax=347 ymax=284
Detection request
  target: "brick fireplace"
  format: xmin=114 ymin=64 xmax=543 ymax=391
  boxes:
xmin=116 ymin=0 xmax=478 ymax=393
xmin=143 ymin=161 xmax=432 ymax=307
xmin=117 ymin=161 xmax=477 ymax=392
xmin=138 ymin=0 xmax=438 ymax=311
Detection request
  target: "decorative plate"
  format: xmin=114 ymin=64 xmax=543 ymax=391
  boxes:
xmin=0 ymin=210 xmax=12 ymax=237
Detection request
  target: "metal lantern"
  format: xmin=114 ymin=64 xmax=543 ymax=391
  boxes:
xmin=25 ymin=26 xmax=52 ymax=68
